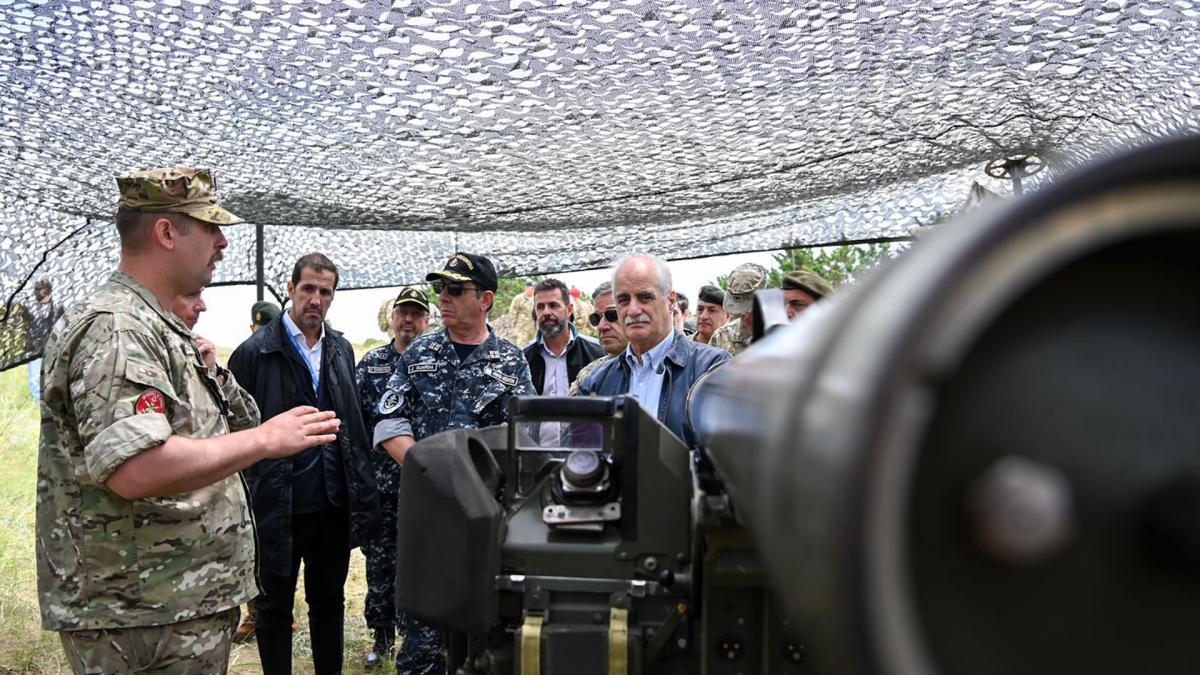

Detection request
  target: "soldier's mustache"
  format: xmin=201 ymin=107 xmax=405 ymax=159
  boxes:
xmin=624 ymin=315 xmax=651 ymax=326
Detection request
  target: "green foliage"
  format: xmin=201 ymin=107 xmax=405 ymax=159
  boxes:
xmin=357 ymin=337 xmax=387 ymax=357
xmin=0 ymin=368 xmax=68 ymax=673
xmin=0 ymin=365 xmax=387 ymax=673
xmin=707 ymin=244 xmax=898 ymax=291
xmin=768 ymin=242 xmax=896 ymax=288
xmin=491 ymin=276 xmax=540 ymax=319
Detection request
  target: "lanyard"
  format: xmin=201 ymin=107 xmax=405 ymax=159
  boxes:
xmin=287 ymin=328 xmax=321 ymax=394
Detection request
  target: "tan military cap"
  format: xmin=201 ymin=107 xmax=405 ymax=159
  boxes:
xmin=115 ymin=167 xmax=243 ymax=225
xmin=723 ymin=262 xmax=769 ymax=315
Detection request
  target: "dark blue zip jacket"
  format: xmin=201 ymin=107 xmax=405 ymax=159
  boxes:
xmin=574 ymin=330 xmax=730 ymax=448
xmin=229 ymin=315 xmax=381 ymax=577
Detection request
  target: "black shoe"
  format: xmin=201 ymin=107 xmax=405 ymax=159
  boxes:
xmin=364 ymin=627 xmax=395 ymax=669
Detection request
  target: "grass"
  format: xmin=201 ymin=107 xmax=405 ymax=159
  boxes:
xmin=0 ymin=358 xmax=395 ymax=674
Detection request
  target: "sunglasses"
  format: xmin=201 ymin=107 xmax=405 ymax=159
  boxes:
xmin=431 ymin=281 xmax=478 ymax=296
xmin=588 ymin=308 xmax=619 ymax=326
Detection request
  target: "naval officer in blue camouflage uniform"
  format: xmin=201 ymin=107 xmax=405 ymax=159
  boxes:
xmin=354 ymin=286 xmax=431 ymax=668
xmin=374 ymin=252 xmax=535 ymax=675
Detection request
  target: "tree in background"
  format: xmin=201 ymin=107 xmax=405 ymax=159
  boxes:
xmin=491 ymin=276 xmax=539 ymax=318
xmin=768 ymin=242 xmax=898 ymax=288
xmin=710 ymin=243 xmax=900 ymax=290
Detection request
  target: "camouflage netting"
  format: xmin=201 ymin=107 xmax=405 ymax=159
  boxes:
xmin=0 ymin=0 xmax=1197 ymax=368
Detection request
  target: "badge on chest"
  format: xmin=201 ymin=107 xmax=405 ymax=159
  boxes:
xmin=484 ymin=367 xmax=517 ymax=387
xmin=408 ymin=362 xmax=437 ymax=375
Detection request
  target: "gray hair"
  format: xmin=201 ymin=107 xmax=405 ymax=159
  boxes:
xmin=592 ymin=280 xmax=613 ymax=300
xmin=611 ymin=253 xmax=673 ymax=297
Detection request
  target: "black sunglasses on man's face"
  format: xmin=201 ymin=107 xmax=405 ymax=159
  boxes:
xmin=588 ymin=308 xmax=619 ymax=326
xmin=431 ymin=281 xmax=477 ymax=296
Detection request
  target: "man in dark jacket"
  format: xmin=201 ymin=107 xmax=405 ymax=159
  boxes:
xmin=229 ymin=252 xmax=381 ymax=675
xmin=522 ymin=278 xmax=604 ymax=394
xmin=575 ymin=253 xmax=730 ymax=449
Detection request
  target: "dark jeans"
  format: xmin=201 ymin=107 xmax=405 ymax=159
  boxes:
xmin=256 ymin=507 xmax=350 ymax=675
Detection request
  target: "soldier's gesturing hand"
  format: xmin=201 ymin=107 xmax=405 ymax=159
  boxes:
xmin=259 ymin=406 xmax=341 ymax=459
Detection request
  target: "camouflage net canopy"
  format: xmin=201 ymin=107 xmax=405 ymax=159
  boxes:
xmin=0 ymin=0 xmax=1198 ymax=367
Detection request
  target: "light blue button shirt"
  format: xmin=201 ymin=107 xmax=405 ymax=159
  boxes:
xmin=623 ymin=331 xmax=674 ymax=420
xmin=283 ymin=310 xmax=325 ymax=393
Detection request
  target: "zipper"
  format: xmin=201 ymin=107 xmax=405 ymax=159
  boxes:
xmin=238 ymin=472 xmax=264 ymax=595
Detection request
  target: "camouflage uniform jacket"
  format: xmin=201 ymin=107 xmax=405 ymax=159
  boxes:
xmin=568 ymin=353 xmax=616 ymax=395
xmin=36 ymin=272 xmax=260 ymax=631
xmin=355 ymin=341 xmax=405 ymax=494
xmin=373 ymin=328 xmax=536 ymax=445
xmin=506 ymin=293 xmax=537 ymax=347
xmin=708 ymin=317 xmax=751 ymax=356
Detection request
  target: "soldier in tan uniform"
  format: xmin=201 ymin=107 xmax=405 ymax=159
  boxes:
xmin=570 ymin=286 xmax=598 ymax=338
xmin=36 ymin=167 xmax=341 ymax=673
xmin=709 ymin=262 xmax=768 ymax=356
xmin=505 ymin=279 xmax=537 ymax=346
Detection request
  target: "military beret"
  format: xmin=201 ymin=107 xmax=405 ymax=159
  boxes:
xmin=697 ymin=284 xmax=725 ymax=306
xmin=781 ymin=270 xmax=834 ymax=299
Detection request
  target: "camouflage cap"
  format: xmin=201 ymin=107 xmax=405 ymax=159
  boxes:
xmin=393 ymin=286 xmax=430 ymax=312
xmin=781 ymin=270 xmax=834 ymax=299
xmin=251 ymin=300 xmax=281 ymax=326
xmin=722 ymin=262 xmax=769 ymax=315
xmin=115 ymin=167 xmax=243 ymax=225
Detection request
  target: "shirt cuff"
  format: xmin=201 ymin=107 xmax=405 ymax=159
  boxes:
xmin=84 ymin=413 xmax=174 ymax=484
xmin=374 ymin=418 xmax=413 ymax=451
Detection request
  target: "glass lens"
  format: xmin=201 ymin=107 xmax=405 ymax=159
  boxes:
xmin=433 ymin=281 xmax=465 ymax=296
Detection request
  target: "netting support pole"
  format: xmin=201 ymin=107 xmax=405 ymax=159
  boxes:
xmin=985 ymin=154 xmax=1044 ymax=198
xmin=255 ymin=223 xmax=265 ymax=301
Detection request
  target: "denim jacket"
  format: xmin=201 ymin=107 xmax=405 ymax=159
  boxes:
xmin=575 ymin=330 xmax=730 ymax=448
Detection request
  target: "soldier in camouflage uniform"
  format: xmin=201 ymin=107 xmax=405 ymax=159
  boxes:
xmin=505 ymin=279 xmax=537 ymax=346
xmin=36 ymin=167 xmax=341 ymax=673
xmin=355 ymin=287 xmax=431 ymax=669
xmin=571 ymin=288 xmax=598 ymax=338
xmin=709 ymin=262 xmax=769 ymax=356
xmin=374 ymin=253 xmax=535 ymax=675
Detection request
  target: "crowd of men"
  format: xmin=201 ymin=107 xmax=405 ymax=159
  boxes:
xmin=33 ymin=167 xmax=834 ymax=674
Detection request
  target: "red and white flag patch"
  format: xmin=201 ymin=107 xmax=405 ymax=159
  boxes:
xmin=134 ymin=389 xmax=166 ymax=415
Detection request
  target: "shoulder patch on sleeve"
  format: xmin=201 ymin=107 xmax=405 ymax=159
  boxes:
xmin=378 ymin=389 xmax=403 ymax=414
xmin=367 ymin=365 xmax=392 ymax=374
xmin=134 ymin=388 xmax=167 ymax=415
xmin=408 ymin=362 xmax=437 ymax=375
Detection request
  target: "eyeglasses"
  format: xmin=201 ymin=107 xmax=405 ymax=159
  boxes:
xmin=588 ymin=308 xmax=619 ymax=326
xmin=431 ymin=281 xmax=478 ymax=296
